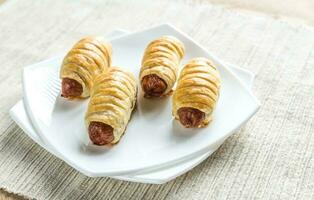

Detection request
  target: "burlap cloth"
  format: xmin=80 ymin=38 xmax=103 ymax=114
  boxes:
xmin=0 ymin=0 xmax=313 ymax=199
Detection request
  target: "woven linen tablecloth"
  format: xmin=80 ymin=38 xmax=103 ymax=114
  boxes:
xmin=0 ymin=0 xmax=313 ymax=199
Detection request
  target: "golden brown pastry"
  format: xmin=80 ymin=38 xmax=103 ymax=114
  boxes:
xmin=140 ymin=36 xmax=185 ymax=98
xmin=85 ymin=67 xmax=137 ymax=145
xmin=172 ymin=57 xmax=221 ymax=128
xmin=60 ymin=37 xmax=112 ymax=99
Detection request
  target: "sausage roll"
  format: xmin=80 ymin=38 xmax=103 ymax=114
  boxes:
xmin=60 ymin=37 xmax=112 ymax=99
xmin=172 ymin=57 xmax=221 ymax=128
xmin=140 ymin=36 xmax=185 ymax=98
xmin=85 ymin=67 xmax=137 ymax=145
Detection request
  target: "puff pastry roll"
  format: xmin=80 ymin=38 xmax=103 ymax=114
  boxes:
xmin=60 ymin=37 xmax=112 ymax=99
xmin=85 ymin=67 xmax=137 ymax=145
xmin=172 ymin=57 xmax=221 ymax=128
xmin=140 ymin=36 xmax=185 ymax=98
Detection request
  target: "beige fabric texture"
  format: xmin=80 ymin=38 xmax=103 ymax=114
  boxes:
xmin=0 ymin=0 xmax=313 ymax=199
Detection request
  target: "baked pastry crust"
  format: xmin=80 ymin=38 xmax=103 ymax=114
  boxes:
xmin=140 ymin=36 xmax=185 ymax=96
xmin=172 ymin=57 xmax=221 ymax=127
xmin=85 ymin=67 xmax=137 ymax=144
xmin=60 ymin=37 xmax=112 ymax=98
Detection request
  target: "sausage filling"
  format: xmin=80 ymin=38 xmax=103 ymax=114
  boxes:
xmin=141 ymin=74 xmax=167 ymax=97
xmin=177 ymin=107 xmax=205 ymax=128
xmin=88 ymin=121 xmax=114 ymax=145
xmin=61 ymin=78 xmax=83 ymax=98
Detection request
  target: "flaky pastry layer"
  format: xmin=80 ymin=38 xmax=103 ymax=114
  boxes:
xmin=140 ymin=36 xmax=185 ymax=96
xmin=172 ymin=57 xmax=221 ymax=127
xmin=85 ymin=67 xmax=137 ymax=144
xmin=60 ymin=37 xmax=112 ymax=98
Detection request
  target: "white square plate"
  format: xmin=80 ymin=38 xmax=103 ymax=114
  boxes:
xmin=11 ymin=29 xmax=255 ymax=184
xmin=23 ymin=24 xmax=260 ymax=176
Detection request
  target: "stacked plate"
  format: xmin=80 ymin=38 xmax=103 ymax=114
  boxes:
xmin=10 ymin=24 xmax=260 ymax=184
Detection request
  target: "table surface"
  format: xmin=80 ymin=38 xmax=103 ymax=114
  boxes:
xmin=0 ymin=0 xmax=314 ymax=200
